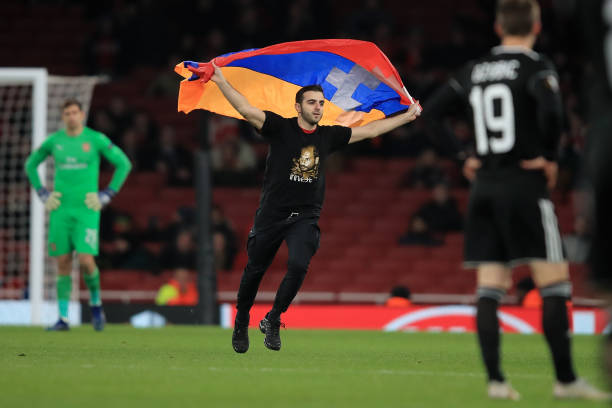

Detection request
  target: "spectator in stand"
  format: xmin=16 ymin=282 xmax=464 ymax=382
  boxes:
xmin=98 ymin=213 xmax=156 ymax=270
xmin=144 ymin=206 xmax=196 ymax=244
xmin=90 ymin=110 xmax=117 ymax=143
xmin=118 ymin=128 xmax=156 ymax=172
xmin=155 ymin=126 xmax=193 ymax=186
xmin=385 ymin=285 xmax=413 ymax=307
xmin=212 ymin=204 xmax=237 ymax=270
xmin=414 ymin=182 xmax=463 ymax=233
xmin=132 ymin=111 xmax=159 ymax=143
xmin=398 ymin=216 xmax=443 ymax=247
xmin=147 ymin=55 xmax=182 ymax=98
xmin=83 ymin=16 xmax=121 ymax=76
xmin=563 ymin=215 xmax=590 ymax=263
xmin=378 ymin=119 xmax=431 ymax=157
xmin=155 ymin=268 xmax=198 ymax=306
xmin=211 ymin=135 xmax=257 ymax=186
xmin=158 ymin=229 xmax=197 ymax=270
xmin=107 ymin=97 xmax=133 ymax=137
xmin=399 ymin=148 xmax=448 ymax=189
xmin=213 ymin=231 xmax=229 ymax=272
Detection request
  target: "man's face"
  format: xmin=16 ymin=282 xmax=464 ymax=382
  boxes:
xmin=296 ymin=91 xmax=325 ymax=125
xmin=62 ymin=104 xmax=85 ymax=130
xmin=299 ymin=148 xmax=315 ymax=171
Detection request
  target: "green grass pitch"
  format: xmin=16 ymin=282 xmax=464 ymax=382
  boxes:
xmin=0 ymin=325 xmax=608 ymax=407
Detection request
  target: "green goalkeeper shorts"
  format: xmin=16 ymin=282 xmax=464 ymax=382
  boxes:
xmin=48 ymin=207 xmax=101 ymax=256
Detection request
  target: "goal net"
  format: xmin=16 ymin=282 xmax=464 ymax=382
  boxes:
xmin=0 ymin=68 xmax=99 ymax=325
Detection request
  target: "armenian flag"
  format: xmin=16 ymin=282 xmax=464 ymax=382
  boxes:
xmin=175 ymin=39 xmax=419 ymax=127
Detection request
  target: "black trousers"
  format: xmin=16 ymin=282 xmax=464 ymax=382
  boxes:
xmin=236 ymin=215 xmax=320 ymax=318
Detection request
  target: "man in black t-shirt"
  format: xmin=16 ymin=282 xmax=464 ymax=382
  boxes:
xmin=425 ymin=0 xmax=610 ymax=401
xmin=208 ymin=63 xmax=421 ymax=353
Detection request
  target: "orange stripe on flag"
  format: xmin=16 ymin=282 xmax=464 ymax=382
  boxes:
xmin=177 ymin=67 xmax=385 ymax=127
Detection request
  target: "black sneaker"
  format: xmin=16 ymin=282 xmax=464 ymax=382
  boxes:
xmin=259 ymin=316 xmax=270 ymax=334
xmin=262 ymin=317 xmax=282 ymax=351
xmin=232 ymin=317 xmax=249 ymax=353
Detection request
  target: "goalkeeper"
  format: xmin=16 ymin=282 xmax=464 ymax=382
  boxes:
xmin=25 ymin=99 xmax=132 ymax=331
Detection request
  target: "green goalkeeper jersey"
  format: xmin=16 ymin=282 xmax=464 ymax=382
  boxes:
xmin=25 ymin=126 xmax=132 ymax=208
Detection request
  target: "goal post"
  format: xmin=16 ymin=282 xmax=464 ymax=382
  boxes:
xmin=0 ymin=68 xmax=99 ymax=325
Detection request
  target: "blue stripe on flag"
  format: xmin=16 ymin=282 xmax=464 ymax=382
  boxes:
xmin=226 ymin=51 xmax=405 ymax=115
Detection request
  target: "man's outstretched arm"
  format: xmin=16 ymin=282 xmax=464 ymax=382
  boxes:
xmin=211 ymin=64 xmax=266 ymax=131
xmin=349 ymin=103 xmax=421 ymax=144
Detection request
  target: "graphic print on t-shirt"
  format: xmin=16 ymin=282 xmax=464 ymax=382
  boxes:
xmin=289 ymin=145 xmax=320 ymax=183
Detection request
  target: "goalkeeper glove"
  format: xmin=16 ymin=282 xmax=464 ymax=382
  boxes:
xmin=85 ymin=188 xmax=116 ymax=211
xmin=37 ymin=188 xmax=61 ymax=211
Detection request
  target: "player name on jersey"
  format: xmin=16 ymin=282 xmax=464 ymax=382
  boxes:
xmin=472 ymin=60 xmax=520 ymax=83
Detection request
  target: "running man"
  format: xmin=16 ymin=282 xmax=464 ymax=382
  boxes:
xmin=207 ymin=64 xmax=421 ymax=353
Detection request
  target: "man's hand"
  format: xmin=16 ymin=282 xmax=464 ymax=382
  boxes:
xmin=37 ymin=188 xmax=61 ymax=211
xmin=185 ymin=61 xmax=216 ymax=83
xmin=463 ymin=157 xmax=481 ymax=182
xmin=349 ymin=101 xmax=421 ymax=143
xmin=403 ymin=101 xmax=422 ymax=123
xmin=210 ymin=60 xmax=226 ymax=84
xmin=520 ymin=156 xmax=558 ymax=190
xmin=85 ymin=188 xmax=116 ymax=211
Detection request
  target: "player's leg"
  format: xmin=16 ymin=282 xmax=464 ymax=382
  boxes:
xmin=531 ymin=262 xmax=575 ymax=382
xmin=532 ymin=261 xmax=611 ymax=400
xmin=232 ymin=225 xmax=284 ymax=353
xmin=465 ymin=181 xmax=519 ymax=399
xmin=77 ymin=253 xmax=105 ymax=331
xmin=262 ymin=218 xmax=319 ymax=351
xmin=476 ymin=265 xmax=519 ymax=400
xmin=73 ymin=209 xmax=105 ymax=331
xmin=47 ymin=210 xmax=73 ymax=331
xmin=78 ymin=253 xmax=101 ymax=307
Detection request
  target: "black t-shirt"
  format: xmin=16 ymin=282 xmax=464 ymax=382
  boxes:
xmin=254 ymin=111 xmax=351 ymax=229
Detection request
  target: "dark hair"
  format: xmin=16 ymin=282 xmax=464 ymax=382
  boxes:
xmin=496 ymin=0 xmax=539 ymax=36
xmin=390 ymin=285 xmax=411 ymax=299
xmin=295 ymin=85 xmax=324 ymax=104
xmin=62 ymin=98 xmax=83 ymax=111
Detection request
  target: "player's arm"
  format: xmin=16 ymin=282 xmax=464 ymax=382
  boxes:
xmin=528 ymin=69 xmax=563 ymax=159
xmin=421 ymin=76 xmax=469 ymax=157
xmin=86 ymin=135 xmax=132 ymax=211
xmin=210 ymin=63 xmax=266 ymax=131
xmin=423 ymin=78 xmax=464 ymax=119
xmin=520 ymin=68 xmax=563 ymax=190
xmin=24 ymin=137 xmax=61 ymax=210
xmin=349 ymin=103 xmax=421 ymax=144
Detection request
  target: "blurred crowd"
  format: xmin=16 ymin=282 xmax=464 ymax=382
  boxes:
xmin=2 ymin=0 xmax=591 ymax=277
xmin=80 ymin=0 xmax=587 ymax=187
xmin=99 ymin=202 xmax=238 ymax=273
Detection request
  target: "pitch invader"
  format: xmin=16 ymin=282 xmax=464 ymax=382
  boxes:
xmin=25 ymin=99 xmax=132 ymax=331
xmin=425 ymin=0 xmax=610 ymax=401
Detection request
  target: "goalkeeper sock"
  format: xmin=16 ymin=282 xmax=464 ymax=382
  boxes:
xmin=83 ymin=267 xmax=102 ymax=306
xmin=57 ymin=275 xmax=72 ymax=320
